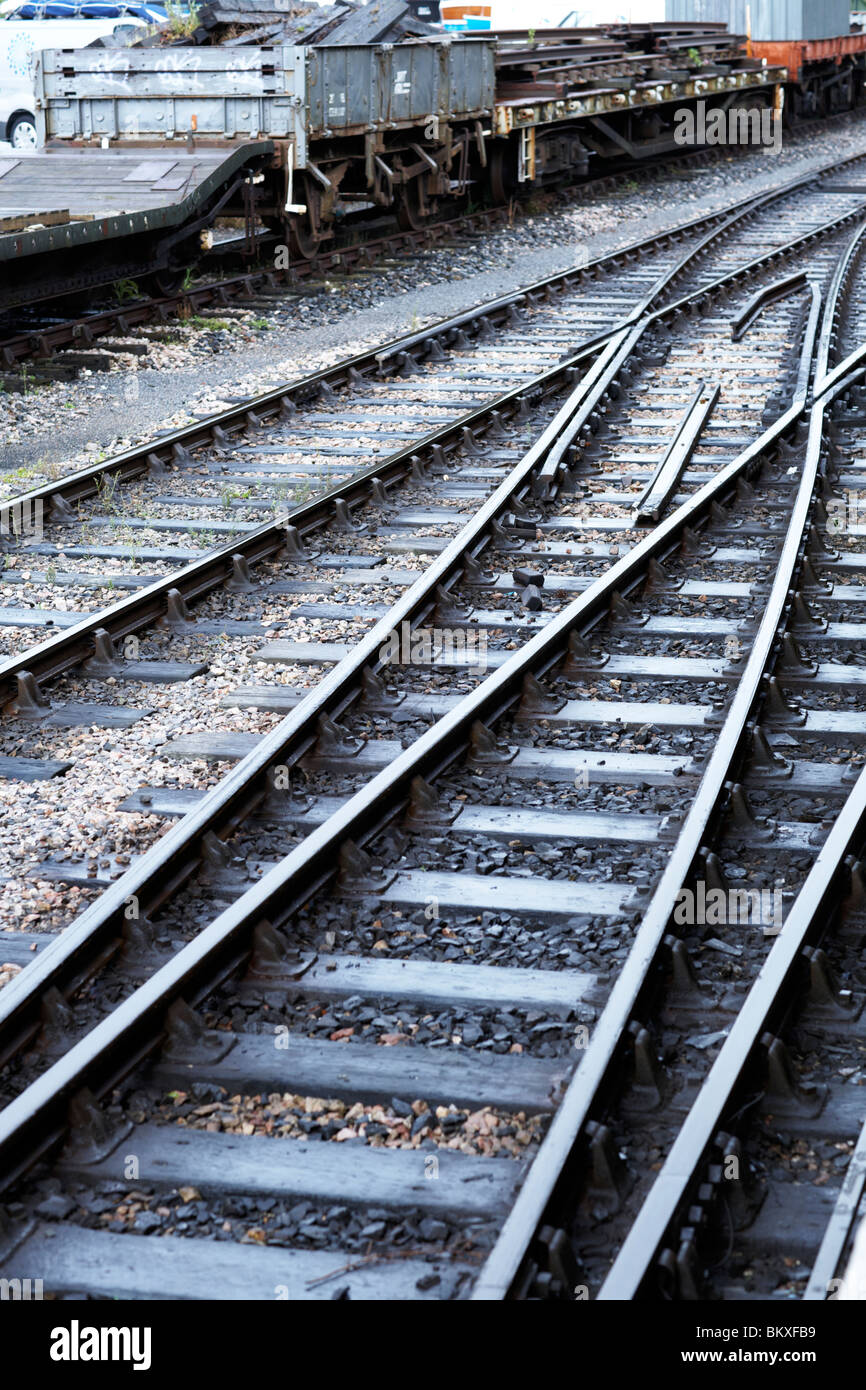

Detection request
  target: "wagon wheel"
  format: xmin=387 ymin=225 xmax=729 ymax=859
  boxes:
xmin=728 ymin=93 xmax=772 ymax=128
xmin=146 ymin=267 xmax=185 ymax=298
xmin=396 ymin=177 xmax=427 ymax=232
xmin=489 ymin=141 xmax=518 ymax=206
xmin=288 ymin=176 xmax=324 ymax=260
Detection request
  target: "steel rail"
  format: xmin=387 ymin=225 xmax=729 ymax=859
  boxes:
xmin=0 ymin=190 xmax=839 ymax=1075
xmin=4 ymin=175 xmax=861 ymax=714
xmin=0 ymin=204 xmax=522 ymax=367
xmin=805 ymin=1108 xmax=866 ymax=1300
xmin=2 ymin=147 xmax=861 ymax=531
xmin=814 ymin=339 xmax=866 ymax=400
xmin=0 ymin=267 xmax=824 ymax=1195
xmin=588 ymin=224 xmax=866 ymax=1302
xmin=730 ymin=272 xmax=808 ymax=343
xmin=473 ymin=224 xmax=866 ymax=1299
xmin=633 ymin=381 xmax=720 ymax=523
xmin=602 ymin=764 xmax=866 ymax=1302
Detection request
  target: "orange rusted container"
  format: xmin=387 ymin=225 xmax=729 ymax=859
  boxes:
xmin=751 ymin=33 xmax=866 ymax=84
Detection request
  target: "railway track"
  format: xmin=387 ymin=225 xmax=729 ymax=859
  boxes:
xmin=585 ymin=236 xmax=866 ymax=1305
xmin=1 ymin=117 xmax=860 ymax=383
xmin=4 ymin=150 xmax=866 ymax=526
xmin=2 ymin=152 xmax=866 ymax=1299
xmin=0 ymin=204 xmax=512 ymax=384
xmin=0 ymin=160 xmax=672 ymax=382
xmin=1 ymin=156 xmax=863 ymax=927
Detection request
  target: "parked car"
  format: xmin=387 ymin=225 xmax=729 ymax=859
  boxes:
xmin=0 ymin=5 xmax=156 ymax=148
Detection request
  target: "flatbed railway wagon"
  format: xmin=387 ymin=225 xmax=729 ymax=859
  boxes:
xmin=0 ymin=31 xmax=785 ymax=309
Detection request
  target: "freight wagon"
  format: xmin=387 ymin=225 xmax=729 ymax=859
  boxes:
xmin=0 ymin=26 xmax=787 ymax=308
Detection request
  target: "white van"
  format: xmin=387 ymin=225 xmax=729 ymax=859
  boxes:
xmin=0 ymin=10 xmax=150 ymax=147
